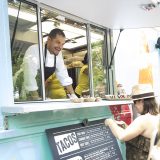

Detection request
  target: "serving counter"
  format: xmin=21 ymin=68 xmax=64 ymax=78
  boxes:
xmin=0 ymin=100 xmax=133 ymax=160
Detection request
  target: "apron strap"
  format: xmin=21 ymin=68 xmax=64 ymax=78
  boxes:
xmin=44 ymin=44 xmax=56 ymax=80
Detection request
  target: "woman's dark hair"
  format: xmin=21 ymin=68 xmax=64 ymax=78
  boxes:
xmin=154 ymin=118 xmax=160 ymax=147
xmin=82 ymin=53 xmax=88 ymax=64
xmin=158 ymin=120 xmax=160 ymax=146
xmin=142 ymin=98 xmax=159 ymax=115
xmin=48 ymin=28 xmax=65 ymax=39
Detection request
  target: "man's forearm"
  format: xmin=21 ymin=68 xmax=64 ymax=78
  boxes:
xmin=65 ymin=85 xmax=74 ymax=94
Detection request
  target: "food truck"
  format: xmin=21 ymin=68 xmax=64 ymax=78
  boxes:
xmin=0 ymin=0 xmax=160 ymax=159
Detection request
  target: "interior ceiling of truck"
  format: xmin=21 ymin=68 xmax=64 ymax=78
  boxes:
xmin=37 ymin=0 xmax=160 ymax=29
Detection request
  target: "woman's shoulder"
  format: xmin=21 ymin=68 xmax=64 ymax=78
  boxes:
xmin=145 ymin=113 xmax=160 ymax=120
xmin=136 ymin=114 xmax=149 ymax=119
xmin=134 ymin=114 xmax=155 ymax=123
xmin=139 ymin=114 xmax=159 ymax=127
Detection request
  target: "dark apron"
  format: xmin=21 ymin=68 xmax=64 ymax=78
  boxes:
xmin=44 ymin=44 xmax=56 ymax=81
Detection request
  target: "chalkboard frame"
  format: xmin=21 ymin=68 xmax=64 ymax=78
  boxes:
xmin=46 ymin=118 xmax=123 ymax=160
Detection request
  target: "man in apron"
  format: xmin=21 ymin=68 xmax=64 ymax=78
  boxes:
xmin=23 ymin=28 xmax=77 ymax=100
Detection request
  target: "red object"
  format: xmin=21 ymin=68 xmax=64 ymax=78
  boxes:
xmin=109 ymin=104 xmax=132 ymax=125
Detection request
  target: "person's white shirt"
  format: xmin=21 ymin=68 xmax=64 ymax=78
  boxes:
xmin=23 ymin=44 xmax=72 ymax=91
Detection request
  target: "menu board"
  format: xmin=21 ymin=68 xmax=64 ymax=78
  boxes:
xmin=45 ymin=119 xmax=123 ymax=160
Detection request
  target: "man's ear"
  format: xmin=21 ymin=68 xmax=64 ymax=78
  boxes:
xmin=47 ymin=36 xmax=51 ymax=41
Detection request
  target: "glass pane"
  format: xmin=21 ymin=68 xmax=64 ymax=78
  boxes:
xmin=113 ymin=28 xmax=160 ymax=97
xmin=40 ymin=9 xmax=88 ymax=99
xmin=90 ymin=26 xmax=106 ymax=97
xmin=8 ymin=0 xmax=42 ymax=102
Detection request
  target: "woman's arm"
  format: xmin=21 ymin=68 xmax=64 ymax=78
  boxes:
xmin=82 ymin=65 xmax=88 ymax=74
xmin=105 ymin=115 xmax=146 ymax=141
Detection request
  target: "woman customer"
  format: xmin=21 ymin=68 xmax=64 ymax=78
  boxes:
xmin=104 ymin=84 xmax=159 ymax=160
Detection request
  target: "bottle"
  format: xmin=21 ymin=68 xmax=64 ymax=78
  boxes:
xmin=117 ymin=84 xmax=126 ymax=95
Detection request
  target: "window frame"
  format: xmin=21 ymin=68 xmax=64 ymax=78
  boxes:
xmin=7 ymin=0 xmax=113 ymax=104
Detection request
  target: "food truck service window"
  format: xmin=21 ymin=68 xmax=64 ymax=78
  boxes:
xmin=8 ymin=0 xmax=111 ymax=103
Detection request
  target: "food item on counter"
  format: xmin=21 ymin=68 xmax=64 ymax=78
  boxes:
xmin=117 ymin=95 xmax=131 ymax=99
xmin=95 ymin=97 xmax=102 ymax=102
xmin=70 ymin=96 xmax=101 ymax=103
xmin=70 ymin=97 xmax=84 ymax=103
xmin=105 ymin=95 xmax=116 ymax=100
xmin=104 ymin=94 xmax=132 ymax=100
xmin=84 ymin=97 xmax=96 ymax=102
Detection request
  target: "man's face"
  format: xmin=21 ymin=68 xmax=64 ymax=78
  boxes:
xmin=47 ymin=34 xmax=65 ymax=56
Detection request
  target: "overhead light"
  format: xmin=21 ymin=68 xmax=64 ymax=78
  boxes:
xmin=140 ymin=3 xmax=156 ymax=11
xmin=30 ymin=19 xmax=103 ymax=49
xmin=151 ymin=0 xmax=160 ymax=5
xmin=140 ymin=0 xmax=160 ymax=11
xmin=56 ymin=15 xmax=65 ymax=22
xmin=8 ymin=7 xmax=36 ymax=22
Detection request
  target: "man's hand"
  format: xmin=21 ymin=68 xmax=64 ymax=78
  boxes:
xmin=69 ymin=93 xmax=78 ymax=99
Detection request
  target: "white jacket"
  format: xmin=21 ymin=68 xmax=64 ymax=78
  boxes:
xmin=23 ymin=44 xmax=72 ymax=91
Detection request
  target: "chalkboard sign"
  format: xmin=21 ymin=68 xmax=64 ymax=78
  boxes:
xmin=45 ymin=119 xmax=123 ymax=160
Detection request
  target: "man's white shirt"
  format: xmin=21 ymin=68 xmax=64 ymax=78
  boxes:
xmin=23 ymin=44 xmax=72 ymax=91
